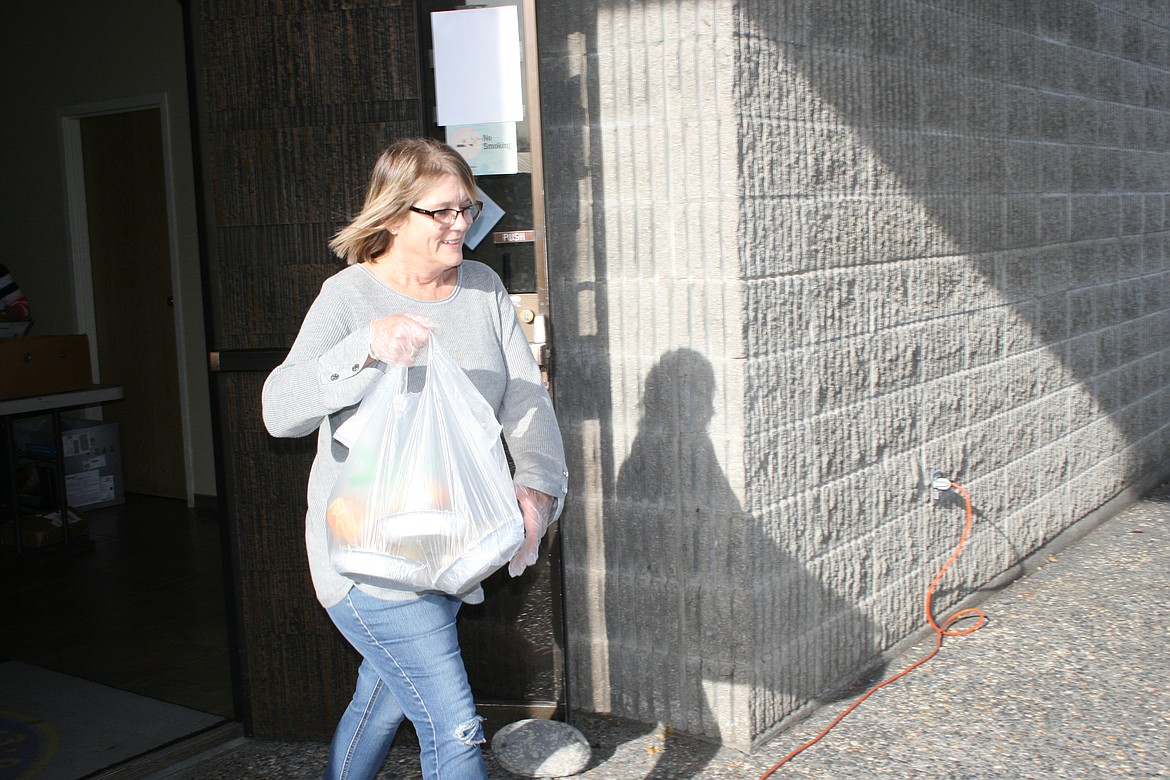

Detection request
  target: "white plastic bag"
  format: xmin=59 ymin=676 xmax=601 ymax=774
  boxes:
xmin=326 ymin=336 xmax=524 ymax=595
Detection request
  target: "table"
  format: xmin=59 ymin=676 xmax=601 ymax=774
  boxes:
xmin=1 ymin=385 xmax=124 ymax=556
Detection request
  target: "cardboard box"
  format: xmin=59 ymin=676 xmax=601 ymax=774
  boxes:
xmin=0 ymin=335 xmax=92 ymax=401
xmin=12 ymin=416 xmax=125 ymax=510
xmin=0 ymin=508 xmax=88 ymax=549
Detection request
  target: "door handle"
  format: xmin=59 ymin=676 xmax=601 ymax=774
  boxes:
xmin=209 ymin=349 xmax=286 ymax=372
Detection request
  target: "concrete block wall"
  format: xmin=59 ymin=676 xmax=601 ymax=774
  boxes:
xmin=541 ymin=0 xmax=1170 ymax=751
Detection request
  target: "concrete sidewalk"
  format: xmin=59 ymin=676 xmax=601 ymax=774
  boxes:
xmin=155 ymin=484 xmax=1169 ymax=779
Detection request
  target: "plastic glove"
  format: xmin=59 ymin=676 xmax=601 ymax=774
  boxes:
xmin=369 ymin=313 xmax=435 ymax=366
xmin=509 ymin=483 xmax=555 ymax=577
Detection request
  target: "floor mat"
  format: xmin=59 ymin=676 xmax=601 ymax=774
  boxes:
xmin=0 ymin=661 xmax=224 ymax=780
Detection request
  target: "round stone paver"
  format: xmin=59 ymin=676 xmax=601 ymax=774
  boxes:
xmin=491 ymin=719 xmax=592 ymax=778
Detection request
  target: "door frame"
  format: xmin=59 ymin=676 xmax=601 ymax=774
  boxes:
xmin=414 ymin=0 xmax=565 ymax=723
xmin=59 ymin=94 xmax=198 ymax=504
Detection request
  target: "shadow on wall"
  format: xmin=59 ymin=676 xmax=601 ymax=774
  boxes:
xmin=537 ymin=0 xmax=893 ymax=764
xmin=610 ymin=349 xmax=886 ymax=774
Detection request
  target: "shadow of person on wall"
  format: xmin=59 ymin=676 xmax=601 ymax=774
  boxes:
xmin=610 ymin=348 xmax=887 ymax=776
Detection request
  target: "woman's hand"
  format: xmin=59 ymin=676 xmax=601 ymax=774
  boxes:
xmin=509 ymin=483 xmax=555 ymax=577
xmin=368 ymin=313 xmax=435 ymax=366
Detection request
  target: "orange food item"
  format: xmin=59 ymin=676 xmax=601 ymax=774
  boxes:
xmin=429 ymin=484 xmax=452 ymax=511
xmin=327 ymin=497 xmax=366 ymax=543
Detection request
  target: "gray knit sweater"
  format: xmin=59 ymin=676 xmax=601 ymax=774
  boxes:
xmin=262 ymin=261 xmax=568 ymax=608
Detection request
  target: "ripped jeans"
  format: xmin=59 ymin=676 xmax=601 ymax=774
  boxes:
xmin=324 ymin=589 xmax=487 ymax=780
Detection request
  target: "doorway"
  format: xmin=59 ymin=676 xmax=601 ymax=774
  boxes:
xmin=80 ymin=108 xmax=185 ymax=498
xmin=61 ymin=97 xmax=194 ymax=501
xmin=5 ymin=97 xmax=239 ymax=764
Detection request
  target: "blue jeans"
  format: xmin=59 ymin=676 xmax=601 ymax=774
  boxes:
xmin=324 ymin=589 xmax=487 ymax=780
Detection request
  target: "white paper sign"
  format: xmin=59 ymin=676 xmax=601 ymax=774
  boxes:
xmin=447 ymin=122 xmax=519 ymax=175
xmin=432 ymin=6 xmax=524 ymax=126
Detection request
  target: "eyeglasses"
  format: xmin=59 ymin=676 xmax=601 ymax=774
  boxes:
xmin=408 ymin=201 xmax=483 ymax=226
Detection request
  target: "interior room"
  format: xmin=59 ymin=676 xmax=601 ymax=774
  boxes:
xmin=0 ymin=2 xmax=235 ymax=773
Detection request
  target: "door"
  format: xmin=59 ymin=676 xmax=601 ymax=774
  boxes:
xmin=80 ymin=109 xmax=186 ymax=500
xmin=190 ymin=0 xmax=561 ymax=737
xmin=417 ymin=0 xmax=563 ymax=723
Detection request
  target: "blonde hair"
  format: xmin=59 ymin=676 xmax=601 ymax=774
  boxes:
xmin=329 ymin=138 xmax=477 ymax=265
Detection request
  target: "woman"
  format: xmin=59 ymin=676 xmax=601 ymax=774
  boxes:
xmin=262 ymin=137 xmax=568 ymax=780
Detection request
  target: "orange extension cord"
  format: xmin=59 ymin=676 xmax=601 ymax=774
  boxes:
xmin=757 ymin=480 xmax=986 ymax=778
